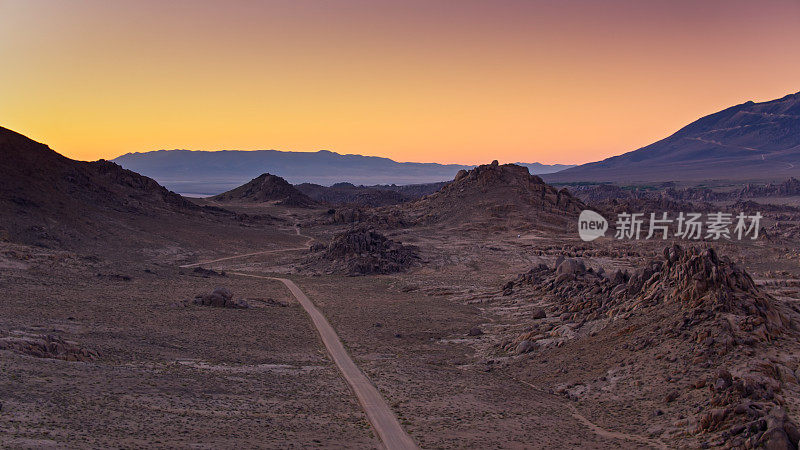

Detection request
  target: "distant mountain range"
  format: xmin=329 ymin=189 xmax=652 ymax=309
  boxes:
xmin=546 ymin=91 xmax=800 ymax=183
xmin=111 ymin=149 xmax=574 ymax=196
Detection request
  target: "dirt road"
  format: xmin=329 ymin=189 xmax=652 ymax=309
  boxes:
xmin=180 ymin=224 xmax=314 ymax=269
xmin=232 ymin=272 xmax=419 ymax=450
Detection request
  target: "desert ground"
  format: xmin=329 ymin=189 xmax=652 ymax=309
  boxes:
xmin=2 ymin=155 xmax=800 ymax=449
xmin=0 ymin=184 xmax=800 ymax=448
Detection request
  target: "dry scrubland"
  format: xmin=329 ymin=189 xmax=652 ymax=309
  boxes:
xmin=2 ymin=125 xmax=800 ymax=448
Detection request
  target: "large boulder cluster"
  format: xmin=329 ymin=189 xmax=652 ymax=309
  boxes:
xmin=308 ymin=227 xmax=419 ymax=276
xmin=739 ymin=177 xmax=800 ymax=198
xmin=400 ymin=161 xmax=583 ymax=228
xmin=647 ymin=246 xmax=786 ymax=340
xmin=506 ymin=245 xmax=787 ymax=348
xmin=500 ymin=245 xmax=799 ymax=447
xmin=0 ymin=333 xmax=98 ymax=362
xmin=295 ymin=182 xmax=407 ymax=207
xmin=191 ymin=287 xmax=249 ymax=309
xmin=696 ymin=368 xmax=800 ymax=448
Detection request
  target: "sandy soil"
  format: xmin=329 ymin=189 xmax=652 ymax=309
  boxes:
xmin=2 ymin=197 xmax=799 ymax=448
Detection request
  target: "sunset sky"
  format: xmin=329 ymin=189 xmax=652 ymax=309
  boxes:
xmin=1 ymin=0 xmax=799 ymax=165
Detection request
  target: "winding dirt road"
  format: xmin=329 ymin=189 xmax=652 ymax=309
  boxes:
xmin=179 ymin=225 xmax=314 ymax=269
xmin=231 ymin=272 xmax=419 ymax=450
xmin=182 ymin=224 xmax=417 ymax=448
xmin=181 ymin=223 xmax=662 ymax=448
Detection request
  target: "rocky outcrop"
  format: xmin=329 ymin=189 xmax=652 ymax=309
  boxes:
xmin=0 ymin=333 xmax=98 ymax=362
xmin=739 ymin=177 xmax=800 ymax=198
xmin=191 ymin=287 xmax=249 ymax=309
xmin=400 ymin=162 xmax=583 ymax=228
xmin=307 ymin=228 xmax=419 ymax=276
xmin=508 ymin=245 xmax=788 ymax=348
xmin=314 ymin=206 xmax=410 ymax=229
xmin=646 ymin=246 xmax=785 ymax=338
xmin=212 ymin=173 xmax=316 ymax=207
xmin=568 ymin=178 xmax=800 ymax=208
xmin=498 ymin=245 xmax=798 ymax=447
xmin=695 ymin=368 xmax=800 ymax=448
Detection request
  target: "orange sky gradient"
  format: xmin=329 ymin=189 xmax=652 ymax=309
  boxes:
xmin=1 ymin=0 xmax=799 ymax=165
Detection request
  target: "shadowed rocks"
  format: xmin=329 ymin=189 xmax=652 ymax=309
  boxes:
xmin=509 ymin=245 xmax=788 ymax=344
xmin=0 ymin=332 xmax=98 ymax=362
xmin=191 ymin=287 xmax=249 ymax=309
xmin=498 ymin=245 xmax=798 ymax=448
xmin=400 ymin=162 xmax=583 ymax=228
xmin=212 ymin=173 xmax=316 ymax=207
xmin=307 ymin=227 xmax=419 ymax=276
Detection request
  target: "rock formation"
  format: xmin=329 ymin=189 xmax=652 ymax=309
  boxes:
xmin=498 ymin=245 xmax=798 ymax=447
xmin=191 ymin=287 xmax=249 ymax=308
xmin=0 ymin=333 xmax=98 ymax=362
xmin=509 ymin=245 xmax=787 ymax=344
xmin=212 ymin=173 xmax=316 ymax=207
xmin=307 ymin=227 xmax=419 ymax=276
xmin=400 ymin=161 xmax=583 ymax=228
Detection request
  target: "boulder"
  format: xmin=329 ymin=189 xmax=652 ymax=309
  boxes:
xmin=531 ymin=307 xmax=547 ymax=320
xmin=192 ymin=287 xmax=249 ymax=309
xmin=516 ymin=340 xmax=537 ymax=354
xmin=556 ymin=258 xmax=586 ymax=276
xmin=308 ymin=227 xmax=419 ymax=276
xmin=467 ymin=327 xmax=484 ymax=336
xmin=758 ymin=427 xmax=793 ymax=449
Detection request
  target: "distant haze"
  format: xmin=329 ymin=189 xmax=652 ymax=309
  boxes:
xmin=3 ymin=1 xmax=800 ymax=164
xmin=112 ymin=150 xmax=574 ymax=196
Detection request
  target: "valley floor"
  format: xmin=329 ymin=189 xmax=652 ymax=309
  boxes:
xmin=2 ymin=202 xmax=799 ymax=448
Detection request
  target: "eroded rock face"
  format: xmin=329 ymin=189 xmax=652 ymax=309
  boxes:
xmin=192 ymin=287 xmax=249 ymax=309
xmin=509 ymin=245 xmax=787 ymax=346
xmin=0 ymin=333 xmax=98 ymax=362
xmin=308 ymin=227 xmax=419 ymax=276
xmin=696 ymin=369 xmax=800 ymax=449
xmin=649 ymin=246 xmax=786 ymax=341
xmin=499 ymin=245 xmax=798 ymax=448
xmin=400 ymin=162 xmax=584 ymax=227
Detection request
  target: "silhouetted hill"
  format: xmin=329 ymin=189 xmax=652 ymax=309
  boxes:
xmin=112 ymin=149 xmax=574 ymax=195
xmin=212 ymin=173 xmax=316 ymax=207
xmin=0 ymin=126 xmax=254 ymax=251
xmin=401 ymin=161 xmax=583 ymax=229
xmin=546 ymin=91 xmax=800 ymax=183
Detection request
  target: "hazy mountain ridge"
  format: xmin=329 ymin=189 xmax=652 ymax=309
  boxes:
xmin=112 ymin=149 xmax=574 ymax=195
xmin=546 ymin=91 xmax=800 ymax=183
